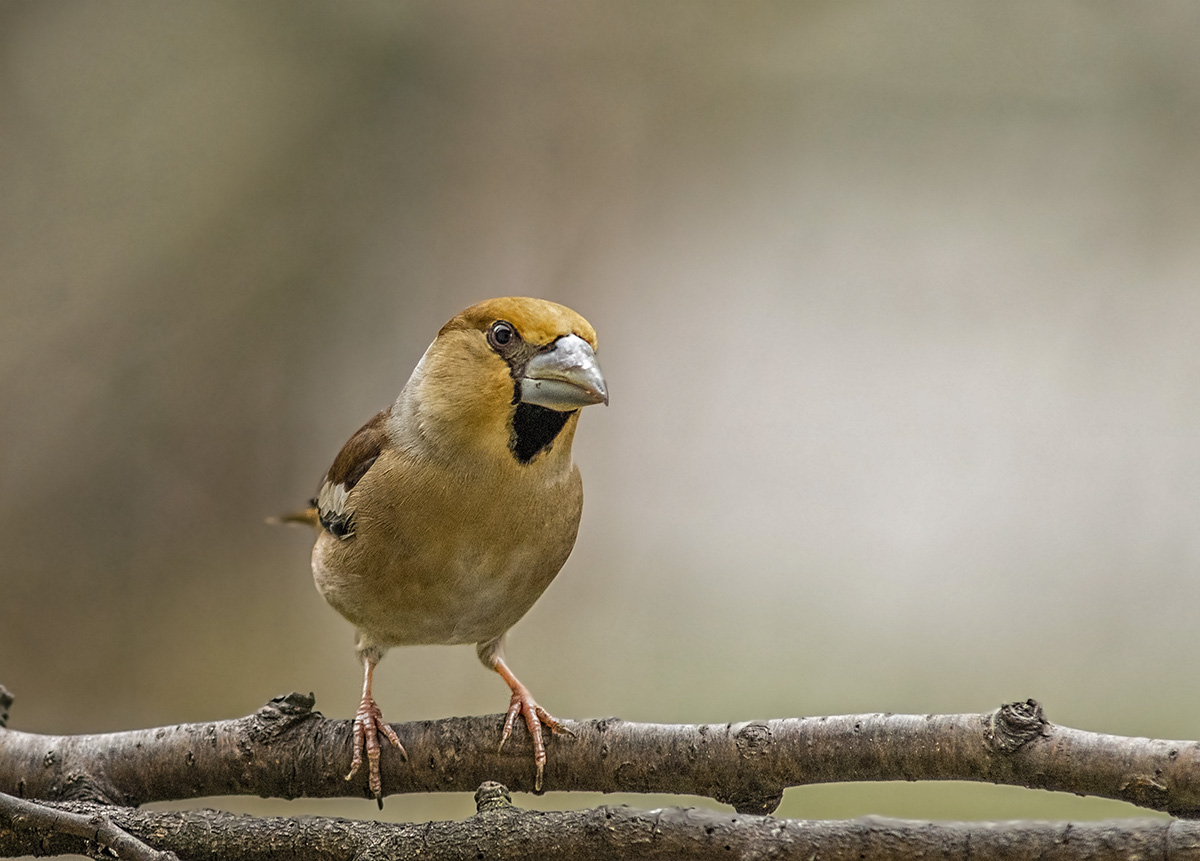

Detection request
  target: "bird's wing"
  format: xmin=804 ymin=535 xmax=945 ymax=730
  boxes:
xmin=315 ymin=409 xmax=389 ymax=539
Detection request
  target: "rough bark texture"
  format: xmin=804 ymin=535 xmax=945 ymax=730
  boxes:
xmin=3 ymin=785 xmax=1200 ymax=861
xmin=0 ymin=791 xmax=178 ymax=860
xmin=1 ymin=694 xmax=1198 ymax=818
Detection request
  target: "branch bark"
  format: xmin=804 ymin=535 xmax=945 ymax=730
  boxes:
xmin=0 ymin=791 xmax=178 ymax=861
xmin=3 ymin=783 xmax=1200 ymax=861
xmin=1 ymin=693 xmax=1197 ymax=817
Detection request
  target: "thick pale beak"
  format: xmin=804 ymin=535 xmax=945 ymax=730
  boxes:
xmin=520 ymin=333 xmax=608 ymax=411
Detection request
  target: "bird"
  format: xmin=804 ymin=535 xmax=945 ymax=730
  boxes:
xmin=286 ymin=297 xmax=607 ymax=806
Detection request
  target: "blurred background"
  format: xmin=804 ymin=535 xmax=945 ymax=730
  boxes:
xmin=2 ymin=0 xmax=1199 ymax=827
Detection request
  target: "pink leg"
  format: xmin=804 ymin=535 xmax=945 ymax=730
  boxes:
xmin=491 ymin=653 xmax=570 ymax=792
xmin=345 ymin=649 xmax=405 ymax=807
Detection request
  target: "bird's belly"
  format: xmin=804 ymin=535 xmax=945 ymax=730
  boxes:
xmin=312 ymin=528 xmax=571 ymax=647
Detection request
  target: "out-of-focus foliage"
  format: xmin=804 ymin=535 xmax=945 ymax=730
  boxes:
xmin=2 ymin=1 xmax=1198 ymax=824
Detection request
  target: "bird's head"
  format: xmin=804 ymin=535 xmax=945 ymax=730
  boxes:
xmin=392 ymin=297 xmax=607 ymax=467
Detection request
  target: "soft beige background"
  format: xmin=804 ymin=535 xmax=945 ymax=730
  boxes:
xmin=2 ymin=1 xmax=1198 ymax=827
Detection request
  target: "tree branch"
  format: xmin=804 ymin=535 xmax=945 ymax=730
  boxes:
xmin=3 ymin=783 xmax=1200 ymax=861
xmin=1 ymin=692 xmax=1198 ymax=817
xmin=0 ymin=790 xmax=178 ymax=861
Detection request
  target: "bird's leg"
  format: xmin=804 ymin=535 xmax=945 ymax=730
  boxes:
xmin=345 ymin=646 xmax=404 ymax=807
xmin=478 ymin=638 xmax=570 ymax=792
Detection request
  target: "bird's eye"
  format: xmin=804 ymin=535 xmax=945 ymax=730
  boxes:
xmin=488 ymin=321 xmax=516 ymax=349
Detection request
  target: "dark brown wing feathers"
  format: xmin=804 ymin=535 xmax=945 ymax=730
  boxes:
xmin=317 ymin=410 xmax=389 ymax=538
xmin=327 ymin=410 xmax=388 ymax=490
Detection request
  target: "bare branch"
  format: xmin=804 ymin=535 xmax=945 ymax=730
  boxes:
xmin=0 ymin=790 xmax=178 ymax=861
xmin=1 ymin=785 xmax=1199 ymax=861
xmin=1 ymin=693 xmax=1198 ymax=817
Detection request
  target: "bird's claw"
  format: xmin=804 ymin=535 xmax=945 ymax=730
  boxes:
xmin=345 ymin=697 xmax=405 ymax=807
xmin=498 ymin=689 xmax=570 ymax=792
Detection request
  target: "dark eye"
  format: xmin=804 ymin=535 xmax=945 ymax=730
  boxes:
xmin=488 ymin=321 xmax=516 ymax=349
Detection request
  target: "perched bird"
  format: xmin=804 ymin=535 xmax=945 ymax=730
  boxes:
xmin=289 ymin=297 xmax=607 ymax=805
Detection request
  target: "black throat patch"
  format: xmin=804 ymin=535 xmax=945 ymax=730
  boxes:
xmin=510 ymin=402 xmax=573 ymax=464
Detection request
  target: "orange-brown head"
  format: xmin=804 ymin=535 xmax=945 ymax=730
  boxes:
xmin=391 ymin=298 xmax=606 ymax=467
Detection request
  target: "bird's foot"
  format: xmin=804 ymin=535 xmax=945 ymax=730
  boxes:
xmin=345 ymin=696 xmax=405 ymax=808
xmin=498 ymin=684 xmax=572 ymax=792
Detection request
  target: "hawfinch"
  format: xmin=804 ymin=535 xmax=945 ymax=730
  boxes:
xmin=290 ymin=297 xmax=606 ymax=805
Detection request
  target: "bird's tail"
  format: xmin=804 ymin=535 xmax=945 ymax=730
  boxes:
xmin=267 ymin=506 xmax=321 ymax=529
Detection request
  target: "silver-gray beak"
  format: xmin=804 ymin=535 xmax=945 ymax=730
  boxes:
xmin=520 ymin=333 xmax=608 ymax=411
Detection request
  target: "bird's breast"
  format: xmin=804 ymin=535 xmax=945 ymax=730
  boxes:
xmin=312 ymin=449 xmax=583 ymax=647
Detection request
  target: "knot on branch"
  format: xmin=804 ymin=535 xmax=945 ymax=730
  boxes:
xmin=0 ymin=685 xmax=12 ymax=728
xmin=734 ymin=722 xmax=772 ymax=757
xmin=988 ymin=699 xmax=1048 ymax=753
xmin=474 ymin=781 xmax=513 ymax=813
xmin=246 ymin=692 xmax=318 ymax=743
xmin=60 ymin=771 xmax=129 ymax=806
xmin=1120 ymin=774 xmax=1171 ymax=812
xmin=717 ymin=723 xmax=784 ymax=816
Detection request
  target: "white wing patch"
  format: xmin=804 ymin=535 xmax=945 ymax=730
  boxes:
xmin=317 ymin=480 xmax=355 ymax=538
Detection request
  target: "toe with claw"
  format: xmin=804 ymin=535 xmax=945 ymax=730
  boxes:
xmin=346 ymin=697 xmax=405 ymax=808
xmin=495 ymin=674 xmax=572 ymax=792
